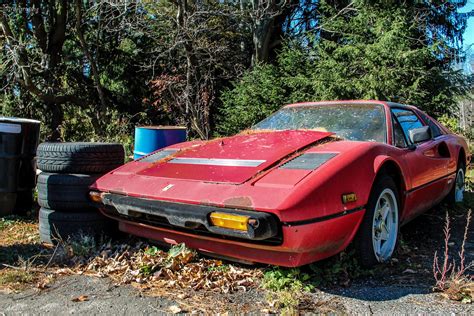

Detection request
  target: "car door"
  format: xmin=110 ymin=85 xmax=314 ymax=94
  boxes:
xmin=391 ymin=108 xmax=450 ymax=221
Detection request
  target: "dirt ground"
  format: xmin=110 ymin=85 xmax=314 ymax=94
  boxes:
xmin=0 ymin=194 xmax=473 ymax=314
xmin=1 ymin=274 xmax=472 ymax=314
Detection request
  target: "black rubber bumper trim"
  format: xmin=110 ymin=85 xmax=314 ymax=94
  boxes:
xmin=281 ymin=205 xmax=365 ymax=227
xmin=100 ymin=193 xmax=278 ymax=240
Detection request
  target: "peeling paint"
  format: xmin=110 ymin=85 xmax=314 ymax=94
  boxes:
xmin=223 ymin=196 xmax=254 ymax=209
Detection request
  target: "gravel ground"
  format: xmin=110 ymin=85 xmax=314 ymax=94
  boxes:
xmin=1 ymin=275 xmax=472 ymax=314
xmin=311 ymin=282 xmax=473 ymax=314
xmin=0 ymin=275 xmax=176 ymax=315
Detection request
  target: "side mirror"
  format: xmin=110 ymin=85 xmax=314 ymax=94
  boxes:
xmin=409 ymin=126 xmax=431 ymax=144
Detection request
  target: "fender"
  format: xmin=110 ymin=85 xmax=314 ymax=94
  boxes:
xmin=372 ymin=155 xmax=409 ymax=216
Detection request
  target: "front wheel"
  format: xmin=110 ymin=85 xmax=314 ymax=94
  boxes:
xmin=355 ymin=176 xmax=400 ymax=268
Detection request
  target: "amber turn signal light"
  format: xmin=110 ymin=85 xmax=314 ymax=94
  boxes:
xmin=209 ymin=212 xmax=249 ymax=231
xmin=89 ymin=191 xmax=104 ymax=203
xmin=342 ymin=193 xmax=357 ymax=204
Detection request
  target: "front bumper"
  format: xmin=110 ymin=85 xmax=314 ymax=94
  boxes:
xmin=99 ymin=193 xmax=279 ymax=241
xmin=96 ymin=193 xmax=365 ymax=267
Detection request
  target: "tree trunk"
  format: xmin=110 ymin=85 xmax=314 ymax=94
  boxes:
xmin=75 ymin=0 xmax=108 ymax=133
xmin=48 ymin=104 xmax=64 ymax=141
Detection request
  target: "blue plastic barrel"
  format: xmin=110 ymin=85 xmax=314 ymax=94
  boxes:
xmin=133 ymin=126 xmax=187 ymax=159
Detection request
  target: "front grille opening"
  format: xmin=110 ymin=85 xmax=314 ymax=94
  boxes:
xmin=102 ymin=206 xmax=283 ymax=246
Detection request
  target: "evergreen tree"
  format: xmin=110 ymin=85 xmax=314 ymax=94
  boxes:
xmin=217 ymin=0 xmax=470 ymax=135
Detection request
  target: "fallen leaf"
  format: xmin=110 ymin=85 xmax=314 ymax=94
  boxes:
xmin=72 ymin=295 xmax=89 ymax=302
xmin=36 ymin=282 xmax=50 ymax=290
xmin=169 ymin=305 xmax=182 ymax=314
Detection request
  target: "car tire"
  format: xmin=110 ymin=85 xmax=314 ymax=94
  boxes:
xmin=37 ymin=173 xmax=99 ymax=211
xmin=37 ymin=142 xmax=125 ymax=174
xmin=446 ymin=160 xmax=466 ymax=205
xmin=355 ymin=175 xmax=400 ymax=268
xmin=39 ymin=207 xmax=114 ymax=244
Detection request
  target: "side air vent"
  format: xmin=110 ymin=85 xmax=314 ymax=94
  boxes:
xmin=139 ymin=149 xmax=177 ymax=163
xmin=279 ymin=153 xmax=337 ymax=170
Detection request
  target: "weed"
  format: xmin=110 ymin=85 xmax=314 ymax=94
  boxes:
xmin=0 ymin=269 xmax=34 ymax=289
xmin=207 ymin=264 xmax=229 ymax=273
xmin=433 ymin=210 xmax=473 ymax=303
xmin=144 ymin=246 xmax=161 ymax=256
xmin=139 ymin=264 xmax=157 ymax=276
xmin=262 ymin=268 xmax=313 ymax=313
xmin=164 ymin=243 xmax=196 ymax=269
xmin=0 ymin=215 xmax=30 ymax=232
xmin=68 ymin=234 xmax=97 ymax=257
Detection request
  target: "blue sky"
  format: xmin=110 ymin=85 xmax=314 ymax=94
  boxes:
xmin=461 ymin=1 xmax=474 ymax=51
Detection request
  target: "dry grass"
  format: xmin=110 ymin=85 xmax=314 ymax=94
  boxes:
xmin=0 ymin=216 xmax=46 ymax=291
xmin=0 ymin=269 xmax=35 ymax=291
xmin=0 ymin=216 xmax=39 ymax=246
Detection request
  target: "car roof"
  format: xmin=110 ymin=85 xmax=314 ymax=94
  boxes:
xmin=285 ymin=100 xmax=419 ymax=111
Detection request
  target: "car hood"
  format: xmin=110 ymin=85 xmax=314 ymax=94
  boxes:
xmin=136 ymin=130 xmax=333 ymax=184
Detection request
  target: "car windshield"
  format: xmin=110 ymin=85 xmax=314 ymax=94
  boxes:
xmin=252 ymin=104 xmax=386 ymax=142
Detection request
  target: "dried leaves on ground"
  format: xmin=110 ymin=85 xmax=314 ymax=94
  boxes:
xmin=79 ymin=242 xmax=263 ymax=294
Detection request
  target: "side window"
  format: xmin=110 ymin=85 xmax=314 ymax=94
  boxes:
xmin=392 ymin=116 xmax=407 ymax=148
xmin=391 ymin=108 xmax=424 ymax=143
xmin=418 ymin=112 xmax=442 ymax=138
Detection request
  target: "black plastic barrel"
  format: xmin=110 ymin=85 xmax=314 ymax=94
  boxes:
xmin=0 ymin=118 xmax=40 ymax=216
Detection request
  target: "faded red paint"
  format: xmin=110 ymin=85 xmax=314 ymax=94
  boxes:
xmin=138 ymin=130 xmax=332 ymax=184
xmin=91 ymin=100 xmax=471 ymax=267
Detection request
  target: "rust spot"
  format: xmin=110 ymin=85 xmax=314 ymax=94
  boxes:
xmin=223 ymin=196 xmax=254 ymax=209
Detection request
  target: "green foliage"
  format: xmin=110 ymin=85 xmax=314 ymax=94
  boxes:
xmin=0 ymin=216 xmax=21 ymax=231
xmin=438 ymin=115 xmax=461 ymax=133
xmin=207 ymin=264 xmax=230 ymax=273
xmin=217 ymin=64 xmax=285 ymax=136
xmin=217 ymin=1 xmax=469 ymax=135
xmin=144 ymin=246 xmax=161 ymax=257
xmin=263 ymin=268 xmax=313 ymax=313
xmin=261 ymin=250 xmax=376 ymax=312
xmin=263 ymin=268 xmax=313 ymax=292
xmin=1 ymin=0 xmax=469 ymax=142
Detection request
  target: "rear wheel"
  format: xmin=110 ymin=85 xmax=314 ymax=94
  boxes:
xmin=356 ymin=175 xmax=400 ymax=268
xmin=446 ymin=161 xmax=466 ymax=205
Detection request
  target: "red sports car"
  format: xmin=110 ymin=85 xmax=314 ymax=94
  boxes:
xmin=90 ymin=100 xmax=470 ymax=267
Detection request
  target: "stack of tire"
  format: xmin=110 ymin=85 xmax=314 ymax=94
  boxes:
xmin=36 ymin=142 xmax=125 ymax=244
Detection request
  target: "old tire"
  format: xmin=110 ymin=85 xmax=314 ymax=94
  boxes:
xmin=355 ymin=175 xmax=400 ymax=268
xmin=37 ymin=173 xmax=99 ymax=211
xmin=37 ymin=142 xmax=125 ymax=174
xmin=446 ymin=160 xmax=466 ymax=205
xmin=39 ymin=207 xmax=114 ymax=244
